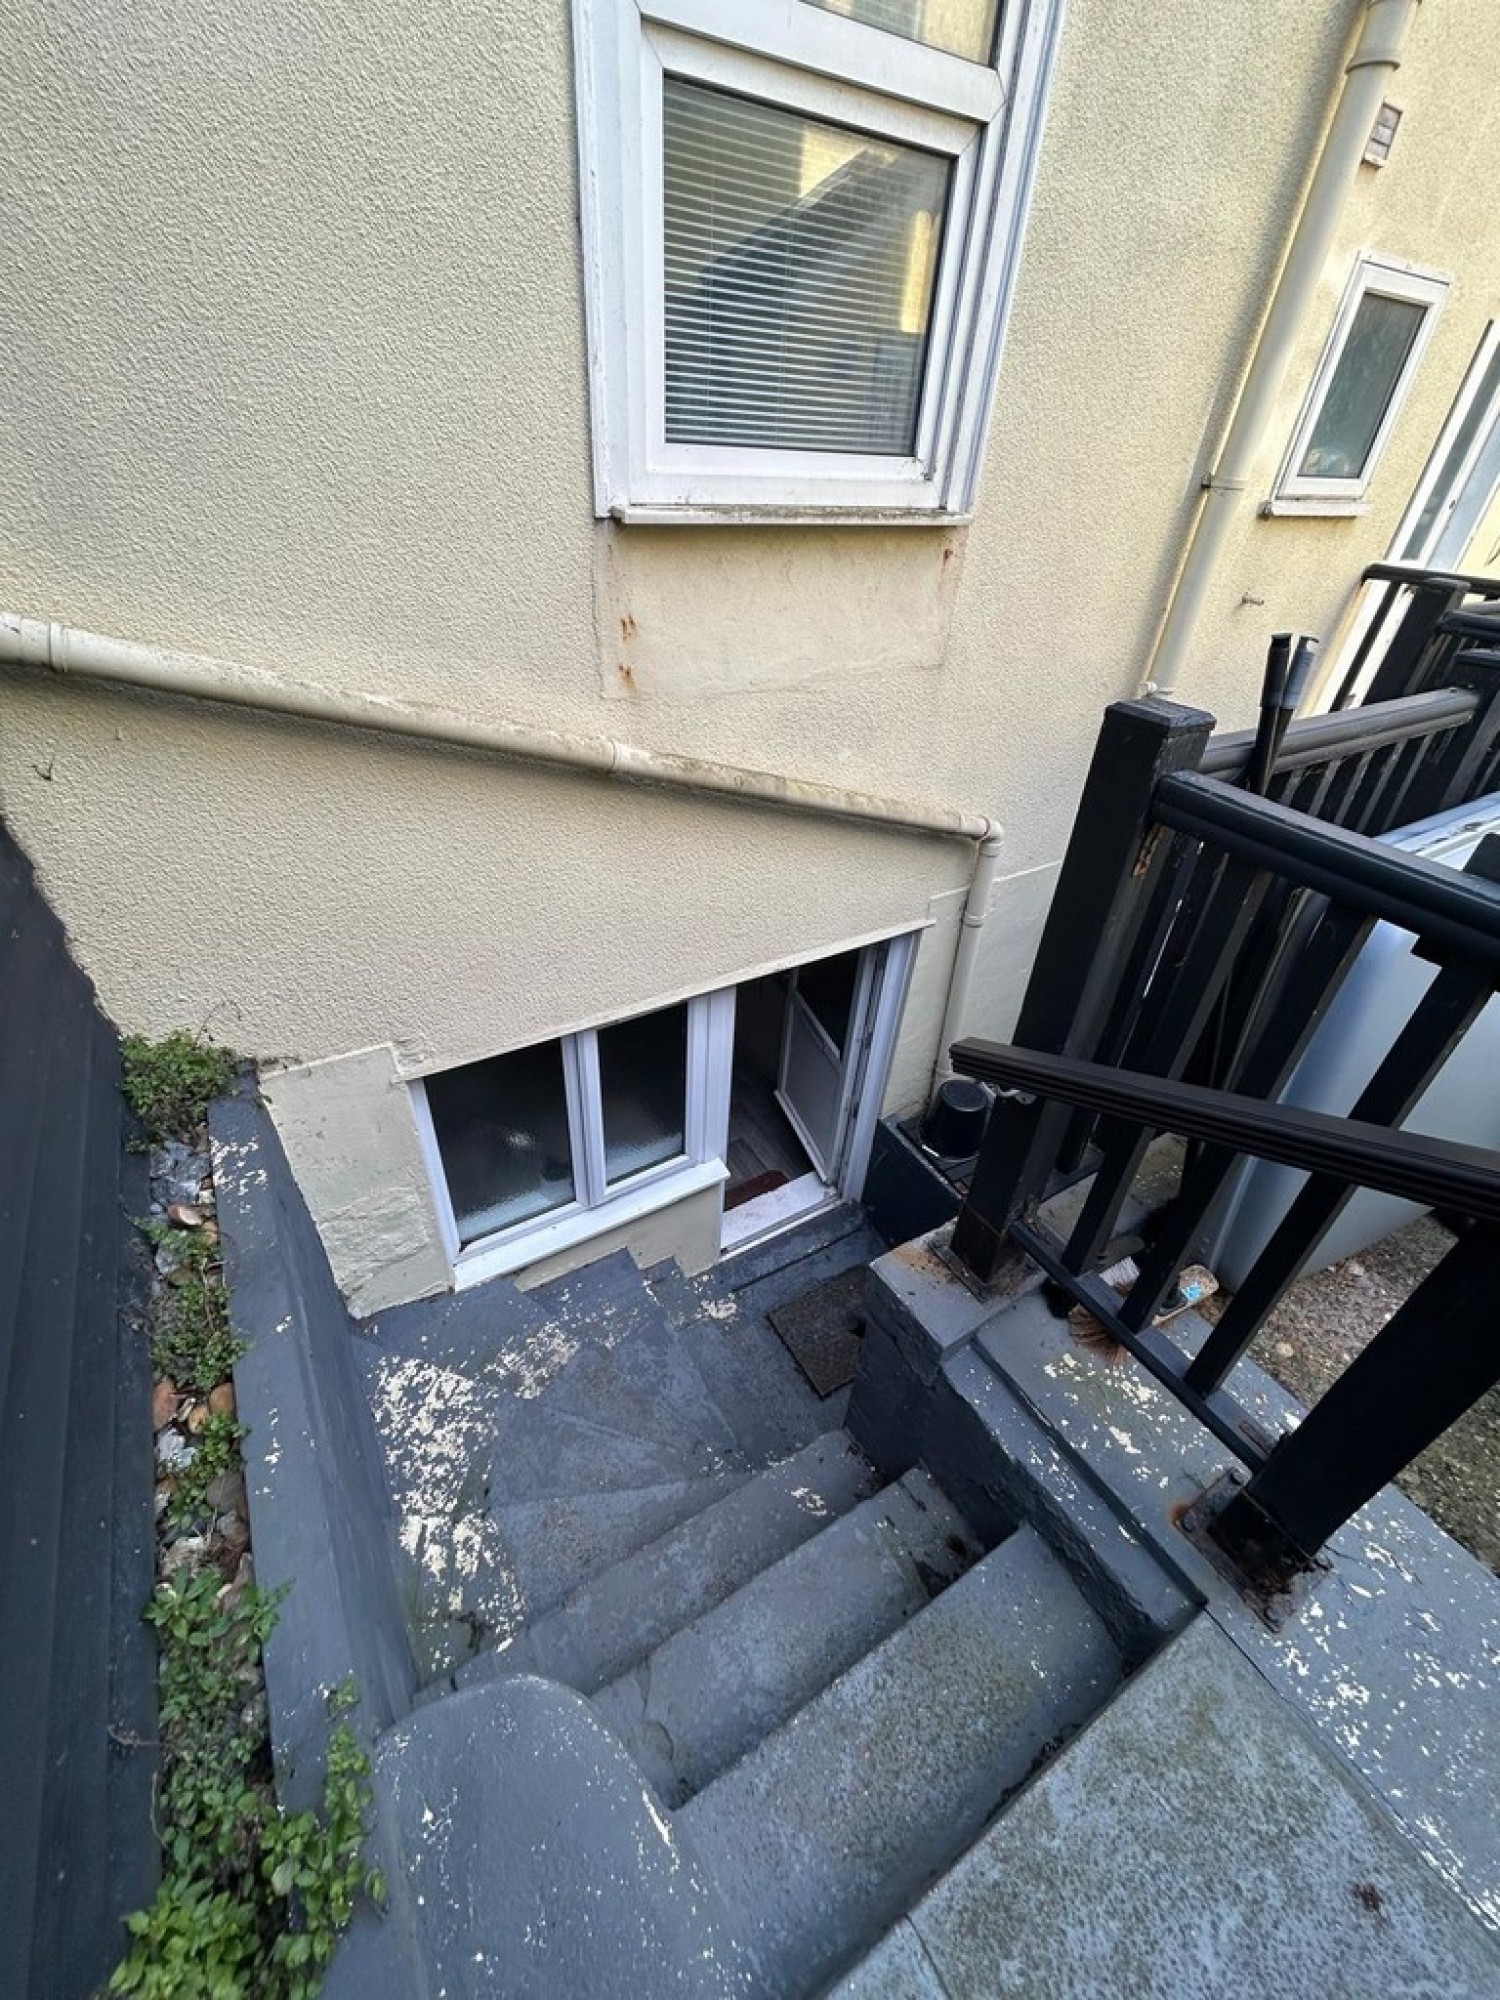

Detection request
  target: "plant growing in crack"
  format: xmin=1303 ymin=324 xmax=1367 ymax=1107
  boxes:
xmin=122 ymin=1030 xmax=238 ymax=1147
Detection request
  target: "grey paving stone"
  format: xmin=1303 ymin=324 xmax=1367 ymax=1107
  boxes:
xmin=594 ymin=1469 xmax=985 ymax=1804
xmin=679 ymin=1525 xmax=1124 ymax=2000
xmin=899 ymin=1617 xmax=1500 ymax=2000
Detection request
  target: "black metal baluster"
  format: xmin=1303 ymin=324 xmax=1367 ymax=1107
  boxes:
xmin=1185 ymin=838 xmax=1500 ymax=1392
xmin=1209 ymin=1222 xmax=1500 ymax=1582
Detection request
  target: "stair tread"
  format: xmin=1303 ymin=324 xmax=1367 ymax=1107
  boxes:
xmin=678 ymin=1525 xmax=1125 ymax=2000
xmin=370 ymin=1676 xmax=759 ymax=1999
xmin=594 ymin=1469 xmax=986 ymax=1806
xmin=362 ymin=1346 xmax=716 ymax=1508
xmin=456 ymin=1430 xmax=879 ymax=1698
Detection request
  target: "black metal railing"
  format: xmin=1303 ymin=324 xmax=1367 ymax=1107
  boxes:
xmin=947 ymin=688 xmax=1500 ymax=1595
xmin=1330 ymin=560 xmax=1500 ymax=712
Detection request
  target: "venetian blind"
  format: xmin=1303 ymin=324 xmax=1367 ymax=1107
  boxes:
xmin=662 ymin=79 xmax=951 ymax=457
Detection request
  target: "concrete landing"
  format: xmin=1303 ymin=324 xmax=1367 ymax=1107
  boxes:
xmin=862 ymin=1229 xmax=1500 ymax=1939
xmin=834 ymin=1616 xmax=1500 ymax=1999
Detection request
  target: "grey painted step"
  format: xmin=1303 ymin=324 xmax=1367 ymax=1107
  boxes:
xmin=728 ymin=1221 xmax=886 ymax=1325
xmin=369 ymin=1675 xmax=760 ymax=1999
xmin=710 ymin=1202 xmax=868 ymax=1296
xmin=362 ymin=1341 xmax=722 ymax=1512
xmin=830 ymin=1618 xmax=1500 ymax=2000
xmin=405 ymin=1470 xmax=747 ymax=1685
xmin=356 ymin=1274 xmax=552 ymax=1381
xmin=679 ymin=1526 xmax=1125 ymax=2000
xmin=643 ymin=1266 xmax=846 ymax=1466
xmin=593 ymin=1469 xmax=987 ymax=1807
xmin=454 ymin=1432 xmax=879 ymax=1697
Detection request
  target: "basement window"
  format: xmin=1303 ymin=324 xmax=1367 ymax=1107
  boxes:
xmin=573 ymin=0 xmax=1065 ymax=523
xmin=411 ymin=996 xmax=730 ymax=1281
xmin=1271 ymin=254 xmax=1448 ymax=512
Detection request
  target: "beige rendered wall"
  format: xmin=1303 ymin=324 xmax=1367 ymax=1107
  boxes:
xmin=4 ymin=0 xmax=1493 ymax=1307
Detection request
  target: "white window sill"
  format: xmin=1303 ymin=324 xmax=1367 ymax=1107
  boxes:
xmin=452 ymin=1157 xmax=729 ymax=1290
xmin=1260 ymin=497 xmax=1371 ymax=519
xmin=611 ymin=504 xmax=975 ymax=529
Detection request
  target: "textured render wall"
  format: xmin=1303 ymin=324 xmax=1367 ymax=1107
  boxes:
xmin=5 ymin=0 xmax=1492 ymax=1303
xmin=1182 ymin=1 xmax=1500 ymax=701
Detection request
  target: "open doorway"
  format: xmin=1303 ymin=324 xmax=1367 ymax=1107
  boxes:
xmin=720 ymin=936 xmax=915 ymax=1254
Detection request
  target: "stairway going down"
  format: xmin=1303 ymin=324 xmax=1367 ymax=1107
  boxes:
xmin=344 ymin=1208 xmax=1134 ymax=2000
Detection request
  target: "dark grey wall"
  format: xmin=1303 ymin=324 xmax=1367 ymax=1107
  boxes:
xmin=0 ymin=824 xmax=157 ymax=2000
xmin=212 ymin=1091 xmax=418 ymax=1808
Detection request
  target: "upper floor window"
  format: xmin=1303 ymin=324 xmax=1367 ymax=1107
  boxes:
xmin=574 ymin=0 xmax=1065 ymax=523
xmin=1272 ymin=254 xmax=1449 ymax=513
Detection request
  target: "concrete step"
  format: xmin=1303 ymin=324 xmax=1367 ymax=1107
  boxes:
xmin=364 ymin=1676 xmax=760 ymax=2000
xmin=829 ymin=1617 xmax=1500 ymax=2000
xmin=453 ymin=1432 xmax=879 ymax=1698
xmin=592 ymin=1470 xmax=986 ymax=1807
xmin=678 ymin=1525 xmax=1125 ymax=2000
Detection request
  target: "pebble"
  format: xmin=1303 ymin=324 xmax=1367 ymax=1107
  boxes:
xmin=1274 ymin=1341 xmax=1294 ymax=1359
xmin=207 ymin=1469 xmax=247 ymax=1517
xmin=155 ymin=1427 xmax=195 ymax=1471
xmin=208 ymin=1382 xmax=237 ymax=1419
xmin=184 ymin=1401 xmax=212 ymax=1435
xmin=162 ymin=1534 xmax=210 ymax=1579
xmin=152 ymin=1378 xmax=179 ymax=1429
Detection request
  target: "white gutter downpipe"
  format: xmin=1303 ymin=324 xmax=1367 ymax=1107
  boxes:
xmin=0 ymin=609 xmax=1001 ymax=1079
xmin=1145 ymin=0 xmax=1421 ymax=699
xmin=933 ymin=828 xmax=1005 ymax=1085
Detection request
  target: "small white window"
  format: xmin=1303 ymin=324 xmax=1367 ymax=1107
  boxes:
xmin=574 ymin=0 xmax=1065 ymax=523
xmin=411 ymin=995 xmax=730 ymax=1281
xmin=1271 ymin=254 xmax=1449 ymax=514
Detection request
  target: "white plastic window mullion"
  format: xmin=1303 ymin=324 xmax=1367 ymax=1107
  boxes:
xmin=565 ymin=1031 xmax=608 ymax=1207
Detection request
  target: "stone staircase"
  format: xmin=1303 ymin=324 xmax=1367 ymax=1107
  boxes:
xmin=339 ymin=1209 xmax=1134 ymax=1998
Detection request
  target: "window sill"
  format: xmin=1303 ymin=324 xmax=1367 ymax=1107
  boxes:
xmin=610 ymin=504 xmax=974 ymax=529
xmin=452 ymin=1157 xmax=729 ymax=1290
xmin=1259 ymin=497 xmax=1371 ymax=519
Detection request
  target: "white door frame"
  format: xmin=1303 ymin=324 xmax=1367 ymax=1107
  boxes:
xmin=720 ymin=930 xmax=918 ymax=1253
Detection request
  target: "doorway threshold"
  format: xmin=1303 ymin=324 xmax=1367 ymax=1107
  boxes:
xmin=720 ymin=1172 xmax=839 ymax=1259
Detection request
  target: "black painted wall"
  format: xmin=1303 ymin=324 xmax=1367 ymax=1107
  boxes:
xmin=0 ymin=824 xmax=157 ymax=2000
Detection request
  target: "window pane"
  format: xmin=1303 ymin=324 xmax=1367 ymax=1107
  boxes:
xmin=1400 ymin=339 xmax=1500 ymax=560
xmin=1298 ymin=291 xmax=1426 ymax=481
xmin=663 ymin=81 xmax=951 ymax=456
xmin=797 ymin=951 xmax=860 ymax=1052
xmin=425 ymin=1042 xmax=575 ymax=1245
xmin=597 ymin=1004 xmax=688 ymax=1184
xmin=802 ymin=0 xmax=998 ymax=64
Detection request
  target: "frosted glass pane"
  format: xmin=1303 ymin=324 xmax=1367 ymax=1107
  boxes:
xmin=598 ymin=1004 xmax=688 ymax=1184
xmin=663 ymin=81 xmax=951 ymax=455
xmin=803 ymin=0 xmax=998 ymax=63
xmin=1299 ymin=291 xmax=1425 ymax=481
xmin=426 ymin=1042 xmax=575 ymax=1245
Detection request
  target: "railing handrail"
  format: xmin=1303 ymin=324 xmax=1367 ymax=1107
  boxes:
xmin=1155 ymin=770 xmax=1500 ymax=972
xmin=951 ymin=1042 xmax=1500 ymax=1221
xmin=1361 ymin=560 xmax=1500 ymax=596
xmin=1199 ymin=686 xmax=1477 ymax=777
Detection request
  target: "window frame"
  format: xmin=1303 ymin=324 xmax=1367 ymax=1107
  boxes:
xmin=410 ymin=992 xmax=732 ymax=1283
xmin=574 ymin=0 xmax=1066 ymax=523
xmin=1270 ymin=253 xmax=1450 ymax=514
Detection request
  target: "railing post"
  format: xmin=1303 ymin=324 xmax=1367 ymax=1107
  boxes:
xmin=949 ymin=698 xmax=1215 ymax=1283
xmin=1209 ymin=1222 xmax=1500 ymax=1586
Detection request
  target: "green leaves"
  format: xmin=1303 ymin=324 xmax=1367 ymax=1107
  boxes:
xmin=110 ymin=1586 xmax=377 ymax=1999
xmin=122 ymin=1030 xmax=237 ymax=1145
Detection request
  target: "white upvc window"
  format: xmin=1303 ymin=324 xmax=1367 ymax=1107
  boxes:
xmin=574 ymin=0 xmax=1066 ymax=523
xmin=1270 ymin=253 xmax=1449 ymax=514
xmin=411 ymin=993 xmax=732 ymax=1284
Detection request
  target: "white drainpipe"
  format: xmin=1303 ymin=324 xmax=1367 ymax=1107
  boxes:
xmin=1145 ymin=0 xmax=1422 ymax=699
xmin=0 ymin=609 xmax=1001 ymax=1082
